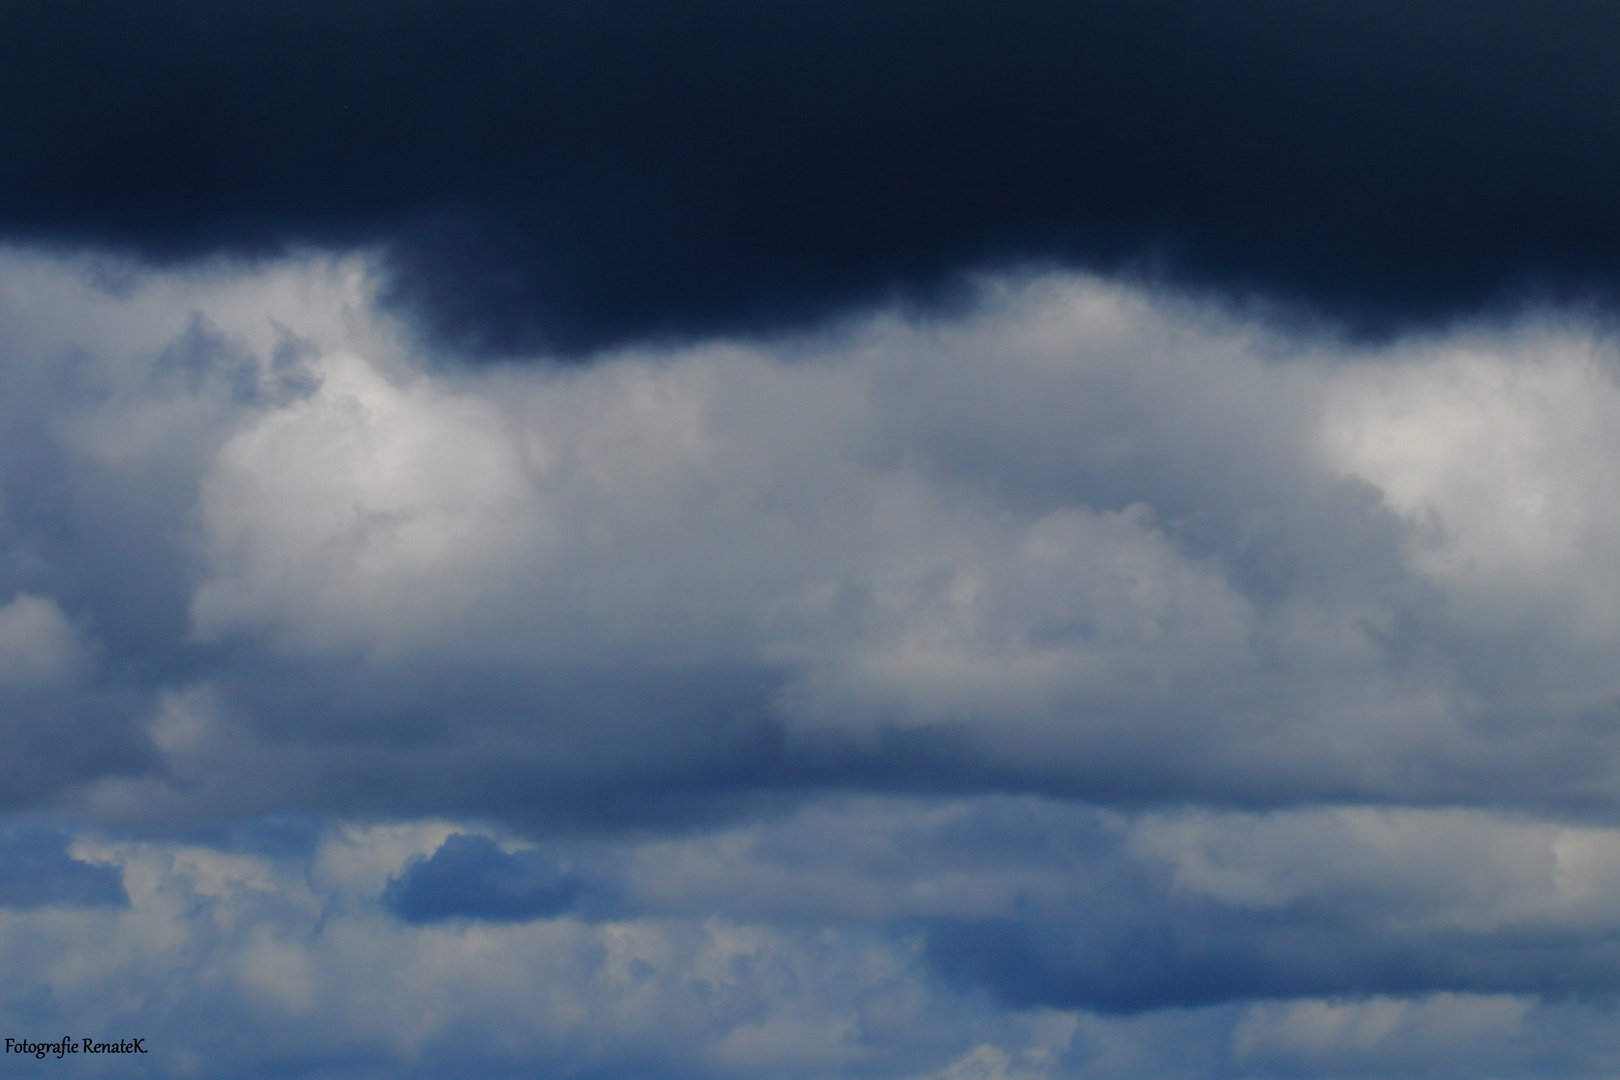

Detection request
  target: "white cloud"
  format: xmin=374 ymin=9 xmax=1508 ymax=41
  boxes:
xmin=1322 ymin=330 xmax=1620 ymax=666
xmin=190 ymin=351 xmax=538 ymax=656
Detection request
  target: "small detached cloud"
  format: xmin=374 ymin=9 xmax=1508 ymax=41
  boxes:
xmin=383 ymin=833 xmax=583 ymax=924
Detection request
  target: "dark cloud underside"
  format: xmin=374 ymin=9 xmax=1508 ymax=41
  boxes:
xmin=4 ymin=0 xmax=1620 ymax=352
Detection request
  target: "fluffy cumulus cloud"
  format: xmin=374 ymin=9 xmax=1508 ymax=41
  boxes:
xmin=4 ymin=250 xmax=1620 ymax=1075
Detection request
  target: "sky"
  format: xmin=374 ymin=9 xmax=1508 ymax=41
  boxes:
xmin=4 ymin=2 xmax=1620 ymax=1077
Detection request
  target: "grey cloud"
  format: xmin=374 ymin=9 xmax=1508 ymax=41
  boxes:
xmin=925 ymin=804 xmax=1620 ymax=1011
xmin=0 ymin=252 xmax=1618 ymax=829
xmin=583 ymin=798 xmax=1620 ymax=1010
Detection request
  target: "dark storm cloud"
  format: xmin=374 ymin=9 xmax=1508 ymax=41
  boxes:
xmin=5 ymin=0 xmax=1620 ymax=353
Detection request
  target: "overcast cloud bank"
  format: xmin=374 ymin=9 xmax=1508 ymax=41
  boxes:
xmin=10 ymin=0 xmax=1620 ymax=352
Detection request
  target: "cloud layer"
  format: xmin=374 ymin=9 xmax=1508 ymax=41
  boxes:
xmin=0 ymin=252 xmax=1616 ymax=826
xmin=8 ymin=1 xmax=1620 ymax=350
xmin=1 ymin=250 xmax=1619 ymax=1074
xmin=5 ymin=803 xmax=1620 ymax=1078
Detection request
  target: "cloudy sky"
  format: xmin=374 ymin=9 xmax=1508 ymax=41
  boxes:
xmin=5 ymin=2 xmax=1620 ymax=1076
